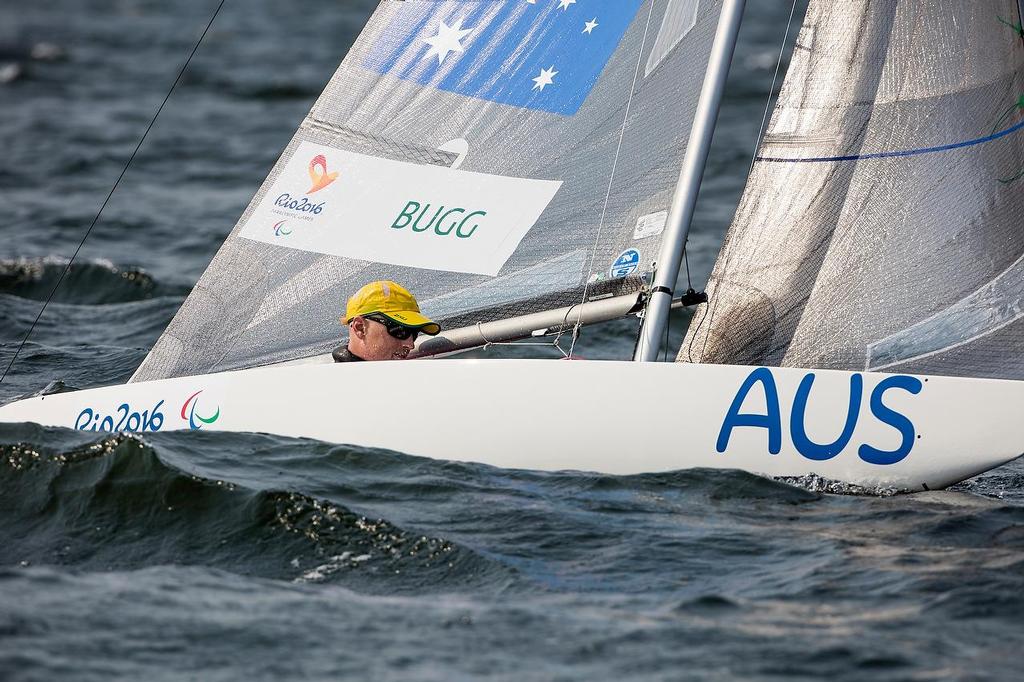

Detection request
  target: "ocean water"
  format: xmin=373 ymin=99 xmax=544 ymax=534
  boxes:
xmin=2 ymin=1 xmax=1023 ymax=679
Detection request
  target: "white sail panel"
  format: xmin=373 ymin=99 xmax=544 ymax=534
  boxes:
xmin=134 ymin=0 xmax=727 ymax=380
xmin=645 ymin=0 xmax=700 ymax=77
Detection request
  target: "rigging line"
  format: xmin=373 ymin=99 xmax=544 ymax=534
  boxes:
xmin=998 ymin=11 xmax=1024 ymax=40
xmin=757 ymin=117 xmax=1024 ymax=163
xmin=569 ymin=0 xmax=658 ymax=358
xmin=474 ymin=321 xmax=570 ymax=356
xmin=991 ymin=99 xmax=1023 ymax=136
xmin=0 ymin=0 xmax=228 ymax=386
xmin=1018 ymin=0 xmax=1024 ymax=47
xmin=553 ymin=302 xmax=586 ymax=355
xmin=997 ymin=14 xmax=1024 ymax=37
xmin=694 ymin=0 xmax=800 ymax=363
xmin=683 ymin=245 xmax=693 ymax=289
xmin=661 ymin=302 xmax=671 ymax=362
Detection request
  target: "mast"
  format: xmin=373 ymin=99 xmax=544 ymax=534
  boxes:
xmin=633 ymin=0 xmax=747 ymax=361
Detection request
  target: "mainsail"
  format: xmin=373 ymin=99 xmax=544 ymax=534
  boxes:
xmin=132 ymin=0 xmax=727 ymax=382
xmin=680 ymin=0 xmax=1024 ymax=380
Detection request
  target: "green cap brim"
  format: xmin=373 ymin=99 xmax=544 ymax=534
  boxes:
xmin=379 ymin=311 xmax=441 ymax=336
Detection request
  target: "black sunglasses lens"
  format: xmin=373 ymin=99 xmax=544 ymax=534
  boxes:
xmin=369 ymin=315 xmax=416 ymax=341
xmin=389 ymin=326 xmax=414 ymax=341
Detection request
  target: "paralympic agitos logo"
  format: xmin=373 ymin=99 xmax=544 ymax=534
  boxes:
xmin=181 ymin=390 xmax=221 ymax=430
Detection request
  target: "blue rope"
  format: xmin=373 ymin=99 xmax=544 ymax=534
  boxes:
xmin=756 ymin=116 xmax=1024 ymax=164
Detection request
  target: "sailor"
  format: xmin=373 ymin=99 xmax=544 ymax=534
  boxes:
xmin=333 ymin=280 xmax=441 ymax=362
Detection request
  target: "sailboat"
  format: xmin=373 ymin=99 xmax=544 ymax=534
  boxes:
xmin=2 ymin=0 xmax=1024 ymax=491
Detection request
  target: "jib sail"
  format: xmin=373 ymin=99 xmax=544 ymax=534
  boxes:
xmin=680 ymin=0 xmax=1024 ymax=380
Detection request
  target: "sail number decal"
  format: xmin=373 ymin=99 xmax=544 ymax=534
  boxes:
xmin=718 ymin=368 xmax=923 ymax=465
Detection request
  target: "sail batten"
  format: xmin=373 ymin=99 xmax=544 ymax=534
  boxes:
xmin=134 ymin=0 xmax=727 ymax=382
xmin=680 ymin=0 xmax=1024 ymax=381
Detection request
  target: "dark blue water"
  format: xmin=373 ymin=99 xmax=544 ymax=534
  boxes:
xmin=2 ymin=1 xmax=1023 ymax=679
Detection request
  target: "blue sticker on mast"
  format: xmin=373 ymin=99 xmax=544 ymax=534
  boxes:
xmin=363 ymin=0 xmax=644 ymax=115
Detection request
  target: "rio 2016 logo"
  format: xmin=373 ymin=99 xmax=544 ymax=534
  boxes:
xmin=274 ymin=193 xmax=324 ymax=215
xmin=75 ymin=400 xmax=165 ymax=432
xmin=181 ymin=391 xmax=221 ymax=430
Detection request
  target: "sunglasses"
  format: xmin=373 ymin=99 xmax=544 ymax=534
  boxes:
xmin=364 ymin=313 xmax=419 ymax=341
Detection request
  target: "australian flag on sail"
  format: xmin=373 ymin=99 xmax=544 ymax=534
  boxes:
xmin=363 ymin=0 xmax=645 ymax=116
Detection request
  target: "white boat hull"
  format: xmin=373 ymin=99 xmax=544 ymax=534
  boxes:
xmin=1 ymin=360 xmax=1021 ymax=491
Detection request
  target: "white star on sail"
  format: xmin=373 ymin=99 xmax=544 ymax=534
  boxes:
xmin=558 ymin=0 xmax=577 ymax=10
xmin=423 ymin=18 xmax=474 ymax=65
xmin=532 ymin=66 xmax=558 ymax=91
xmin=583 ymin=18 xmax=599 ymax=34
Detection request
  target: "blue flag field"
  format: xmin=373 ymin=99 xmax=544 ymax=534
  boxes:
xmin=363 ymin=0 xmax=644 ymax=116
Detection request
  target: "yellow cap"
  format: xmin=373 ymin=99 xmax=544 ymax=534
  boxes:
xmin=343 ymin=281 xmax=440 ymax=335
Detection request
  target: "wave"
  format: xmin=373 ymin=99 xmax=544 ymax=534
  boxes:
xmin=774 ymin=473 xmax=901 ymax=497
xmin=230 ymin=82 xmax=323 ymax=101
xmin=0 ymin=62 xmax=25 ymax=85
xmin=181 ymin=67 xmax=321 ymax=101
xmin=3 ymin=421 xmax=1023 ymax=603
xmin=0 ymin=257 xmax=168 ymax=305
xmin=0 ymin=429 xmax=510 ymax=592
xmin=0 ymin=43 xmax=65 ymax=85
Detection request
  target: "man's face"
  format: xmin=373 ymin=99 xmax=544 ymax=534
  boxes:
xmin=349 ymin=316 xmax=416 ymax=360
